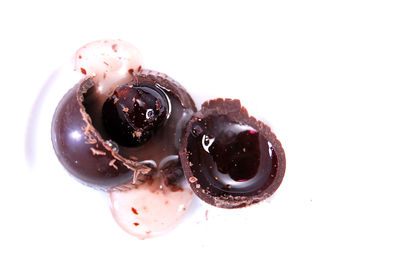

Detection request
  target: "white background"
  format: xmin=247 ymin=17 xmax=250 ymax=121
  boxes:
xmin=1 ymin=0 xmax=399 ymax=267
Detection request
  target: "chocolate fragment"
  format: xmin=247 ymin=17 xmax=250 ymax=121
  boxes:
xmin=51 ymin=70 xmax=196 ymax=191
xmin=51 ymin=78 xmax=150 ymax=190
xmin=179 ymin=99 xmax=286 ymax=208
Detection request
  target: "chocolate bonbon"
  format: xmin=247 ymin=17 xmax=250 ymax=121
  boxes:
xmin=50 ymin=39 xmax=286 ymax=238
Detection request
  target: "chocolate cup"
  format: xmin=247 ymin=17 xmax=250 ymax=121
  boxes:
xmin=51 ymin=70 xmax=196 ymax=191
xmin=179 ymin=99 xmax=286 ymax=208
xmin=51 ymin=78 xmax=151 ymax=191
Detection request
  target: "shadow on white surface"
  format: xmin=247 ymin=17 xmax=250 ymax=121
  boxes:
xmin=25 ymin=68 xmax=61 ymax=168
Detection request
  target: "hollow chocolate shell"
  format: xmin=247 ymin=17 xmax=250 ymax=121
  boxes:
xmin=51 ymin=70 xmax=196 ymax=191
xmin=179 ymin=99 xmax=286 ymax=208
xmin=51 ymin=78 xmax=150 ymax=190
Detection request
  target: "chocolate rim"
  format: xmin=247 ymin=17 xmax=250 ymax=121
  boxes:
xmin=179 ymin=98 xmax=286 ymax=208
xmin=93 ymin=69 xmax=196 ymax=191
xmin=132 ymin=69 xmax=196 ymax=111
xmin=112 ymin=70 xmax=197 ymax=191
xmin=72 ymin=77 xmax=151 ymax=190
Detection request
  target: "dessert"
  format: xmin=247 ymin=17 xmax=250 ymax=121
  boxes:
xmin=52 ymin=40 xmax=196 ymax=191
xmin=179 ymin=99 xmax=286 ymax=208
xmin=50 ymin=39 xmax=286 ymax=238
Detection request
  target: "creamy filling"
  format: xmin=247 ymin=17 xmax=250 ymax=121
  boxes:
xmin=109 ymin=178 xmax=193 ymax=239
xmin=74 ymin=39 xmax=193 ymax=238
xmin=74 ymin=39 xmax=143 ymax=97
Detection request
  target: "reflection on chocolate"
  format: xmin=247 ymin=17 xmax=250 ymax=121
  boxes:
xmin=102 ymin=83 xmax=170 ymax=147
xmin=51 ymin=70 xmax=196 ymax=191
xmin=51 ymin=79 xmax=143 ymax=190
xmin=180 ymin=99 xmax=286 ymax=208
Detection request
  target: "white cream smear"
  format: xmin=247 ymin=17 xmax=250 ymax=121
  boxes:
xmin=74 ymin=39 xmax=194 ymax=239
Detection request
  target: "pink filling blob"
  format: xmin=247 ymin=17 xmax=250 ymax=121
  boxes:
xmin=74 ymin=39 xmax=143 ymax=96
xmin=109 ymin=178 xmax=193 ymax=239
xmin=74 ymin=39 xmax=193 ymax=238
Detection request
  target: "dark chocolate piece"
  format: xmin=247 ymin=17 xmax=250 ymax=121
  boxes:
xmin=51 ymin=79 xmax=150 ymax=190
xmin=51 ymin=70 xmax=196 ymax=191
xmin=179 ymin=99 xmax=286 ymax=208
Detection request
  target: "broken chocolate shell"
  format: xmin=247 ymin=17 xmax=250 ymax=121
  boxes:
xmin=51 ymin=70 xmax=196 ymax=191
xmin=179 ymin=99 xmax=286 ymax=208
xmin=51 ymin=78 xmax=151 ymax=190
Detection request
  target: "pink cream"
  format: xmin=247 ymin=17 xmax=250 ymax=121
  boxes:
xmin=74 ymin=39 xmax=143 ymax=96
xmin=74 ymin=39 xmax=194 ymax=239
xmin=110 ymin=178 xmax=193 ymax=239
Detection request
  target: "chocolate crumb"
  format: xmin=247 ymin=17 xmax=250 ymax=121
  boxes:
xmin=156 ymin=99 xmax=162 ymax=110
xmin=90 ymin=147 xmax=107 ymax=156
xmin=109 ymin=159 xmax=118 ymax=170
xmin=189 ymin=176 xmax=198 ymax=183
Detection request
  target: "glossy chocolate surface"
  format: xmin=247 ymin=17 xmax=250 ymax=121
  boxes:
xmin=86 ymin=70 xmax=196 ymax=170
xmin=51 ymin=70 xmax=196 ymax=190
xmin=102 ymin=84 xmax=169 ymax=147
xmin=180 ymin=99 xmax=286 ymax=208
xmin=51 ymin=79 xmax=141 ymax=190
